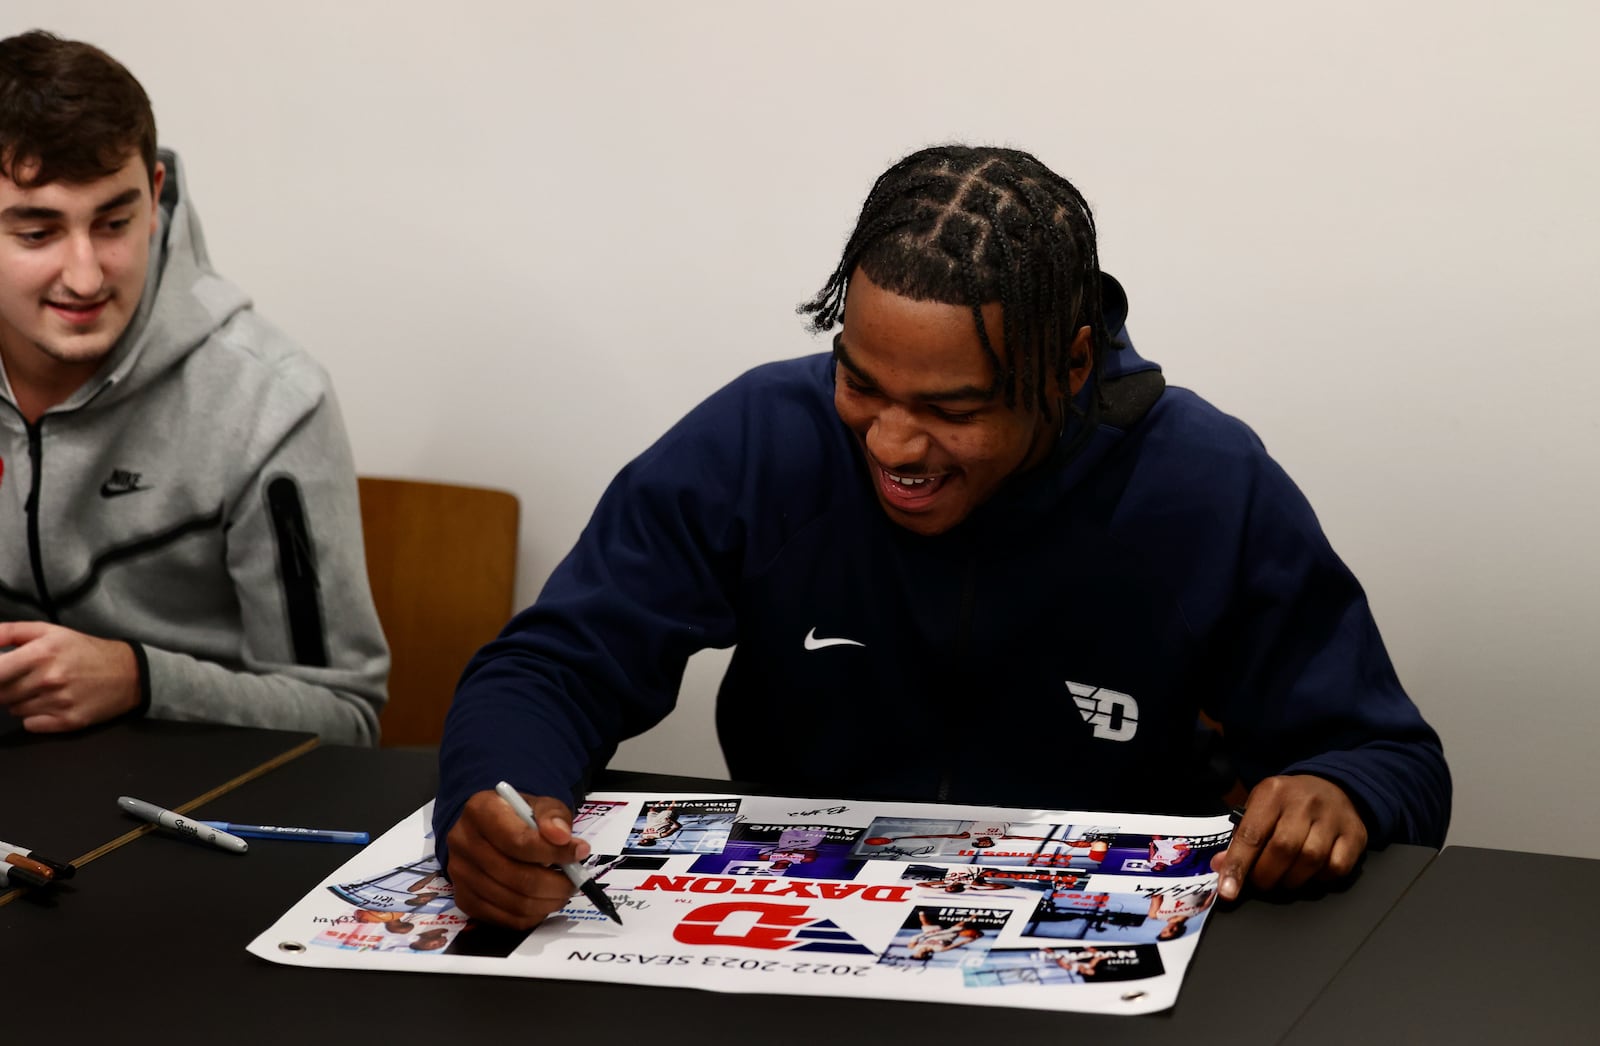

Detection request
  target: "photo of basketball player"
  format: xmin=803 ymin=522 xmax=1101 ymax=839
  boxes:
xmin=916 ymin=867 xmax=1010 ymax=893
xmin=1146 ymin=886 xmax=1216 ymax=940
xmin=880 ymin=905 xmax=1012 ymax=969
xmin=311 ymin=907 xmax=472 ymax=955
xmin=1147 ymin=836 xmax=1194 ymax=872
xmin=1041 ymin=946 xmax=1107 ymax=982
xmin=961 ymin=943 xmax=1168 ymax=988
xmin=634 ymin=802 xmax=683 ymax=846
xmin=403 ymin=869 xmax=453 ymax=908
xmin=756 ymin=827 xmax=828 ymax=869
xmin=329 ymin=858 xmax=459 ymax=915
xmin=909 ymin=911 xmax=984 ymax=960
xmin=623 ymin=798 xmax=740 ymax=854
xmin=355 ymin=909 xmax=415 ymax=933
xmin=407 ymin=927 xmax=452 ymax=951
xmin=967 ymin=822 xmax=1059 ymax=849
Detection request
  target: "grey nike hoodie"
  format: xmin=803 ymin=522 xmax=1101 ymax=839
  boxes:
xmin=0 ymin=150 xmax=389 ymax=742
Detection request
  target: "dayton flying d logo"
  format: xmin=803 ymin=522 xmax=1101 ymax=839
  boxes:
xmin=673 ymin=901 xmax=874 ymax=954
xmin=1067 ymin=681 xmax=1139 ymax=742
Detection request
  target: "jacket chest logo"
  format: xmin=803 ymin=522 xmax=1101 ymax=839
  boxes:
xmin=100 ymin=468 xmax=153 ymax=498
xmin=1066 ymin=681 xmax=1139 ymax=742
xmin=803 ymin=627 xmax=865 ymax=651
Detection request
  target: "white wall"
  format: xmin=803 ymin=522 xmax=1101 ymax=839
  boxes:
xmin=8 ymin=1 xmax=1597 ymax=857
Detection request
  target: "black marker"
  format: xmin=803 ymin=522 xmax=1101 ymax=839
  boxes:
xmin=0 ymin=860 xmax=51 ymax=890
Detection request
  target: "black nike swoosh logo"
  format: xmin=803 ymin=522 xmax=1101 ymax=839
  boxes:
xmin=100 ymin=484 xmax=153 ymax=498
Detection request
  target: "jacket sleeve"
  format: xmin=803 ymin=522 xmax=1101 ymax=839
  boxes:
xmin=139 ymin=378 xmax=389 ymax=745
xmin=1201 ymin=452 xmax=1452 ymax=848
xmin=433 ymin=395 xmax=747 ymax=861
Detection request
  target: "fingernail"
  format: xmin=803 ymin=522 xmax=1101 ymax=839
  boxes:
xmin=575 ymin=839 xmax=592 ymax=861
xmin=1221 ymin=874 xmax=1238 ymax=900
xmin=552 ymin=817 xmax=572 ymax=834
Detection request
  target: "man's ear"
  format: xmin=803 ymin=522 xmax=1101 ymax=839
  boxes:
xmin=1049 ymin=326 xmax=1088 ymax=399
xmin=148 ymin=161 xmax=167 ymax=236
xmin=1066 ymin=325 xmax=1094 ymax=395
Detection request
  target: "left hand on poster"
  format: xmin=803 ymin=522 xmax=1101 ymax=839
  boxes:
xmin=1210 ymin=774 xmax=1367 ymax=901
xmin=445 ymin=789 xmax=592 ymax=929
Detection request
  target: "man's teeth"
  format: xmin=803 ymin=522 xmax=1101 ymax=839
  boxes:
xmin=890 ymin=473 xmax=932 ymax=486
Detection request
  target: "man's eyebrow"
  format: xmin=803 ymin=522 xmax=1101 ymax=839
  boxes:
xmin=0 ymin=204 xmax=61 ymax=222
xmin=832 ymin=332 xmax=998 ymax=403
xmin=0 ymin=187 xmax=143 ymax=224
xmin=831 ymin=332 xmax=870 ymax=381
xmin=94 ymin=187 xmax=143 ymax=214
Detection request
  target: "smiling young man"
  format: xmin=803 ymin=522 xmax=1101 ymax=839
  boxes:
xmin=831 ymin=278 xmax=1093 ymax=537
xmin=0 ymin=31 xmax=387 ymax=741
xmin=436 ymin=145 xmax=1451 ymax=927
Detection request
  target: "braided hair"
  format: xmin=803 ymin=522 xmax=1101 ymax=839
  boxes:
xmin=800 ymin=145 xmax=1104 ymax=426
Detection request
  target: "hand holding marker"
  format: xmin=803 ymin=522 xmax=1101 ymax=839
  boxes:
xmin=495 ymin=781 xmax=623 ymax=924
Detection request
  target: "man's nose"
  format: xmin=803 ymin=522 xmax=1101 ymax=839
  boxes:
xmin=60 ymin=232 xmax=106 ymax=297
xmin=866 ymin=405 xmax=929 ymax=467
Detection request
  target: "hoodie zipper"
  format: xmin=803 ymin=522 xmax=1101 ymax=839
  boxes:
xmin=23 ymin=418 xmax=60 ymax=622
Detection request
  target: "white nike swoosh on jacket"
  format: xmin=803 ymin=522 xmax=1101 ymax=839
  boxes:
xmin=804 ymin=628 xmax=865 ymax=650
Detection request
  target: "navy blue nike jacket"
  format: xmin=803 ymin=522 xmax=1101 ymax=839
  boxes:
xmin=435 ymin=297 xmax=1451 ymax=856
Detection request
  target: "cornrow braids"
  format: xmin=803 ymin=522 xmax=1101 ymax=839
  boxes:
xmin=799 ymin=145 xmax=1105 ymax=426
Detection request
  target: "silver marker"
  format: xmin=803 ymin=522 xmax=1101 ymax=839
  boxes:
xmin=494 ymin=781 xmax=623 ymax=924
xmin=117 ymin=796 xmax=248 ymax=854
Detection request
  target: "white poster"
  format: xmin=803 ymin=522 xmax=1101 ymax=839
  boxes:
xmin=250 ymin=793 xmax=1232 ymax=1015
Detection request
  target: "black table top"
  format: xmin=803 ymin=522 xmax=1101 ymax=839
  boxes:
xmin=0 ymin=716 xmax=317 ymax=891
xmin=2 ymin=754 xmax=1438 ymax=1045
xmin=1283 ymin=845 xmax=1599 ymax=1044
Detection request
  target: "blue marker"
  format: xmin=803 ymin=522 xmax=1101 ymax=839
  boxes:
xmin=196 ymin=821 xmax=370 ymax=845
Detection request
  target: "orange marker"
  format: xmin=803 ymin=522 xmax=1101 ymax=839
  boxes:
xmin=2 ymin=852 xmax=54 ymax=881
xmin=0 ymin=859 xmax=51 ymax=890
xmin=0 ymin=839 xmax=75 ymax=879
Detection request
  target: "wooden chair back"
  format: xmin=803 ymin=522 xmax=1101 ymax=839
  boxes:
xmin=357 ymin=477 xmax=519 ymax=747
